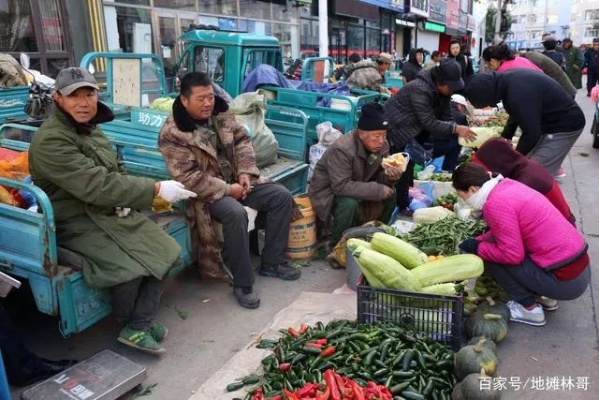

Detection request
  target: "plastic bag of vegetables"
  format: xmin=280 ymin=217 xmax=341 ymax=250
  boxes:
xmin=413 ymin=206 xmax=454 ymax=224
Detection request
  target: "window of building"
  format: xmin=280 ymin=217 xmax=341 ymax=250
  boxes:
xmin=0 ymin=0 xmax=71 ymax=78
xmin=546 ymin=15 xmax=557 ymax=24
xmin=239 ymin=0 xmax=271 ymax=20
xmin=365 ymin=28 xmax=380 ymax=58
xmin=154 ymin=0 xmax=196 ymax=11
xmin=198 ymin=0 xmax=237 ymax=15
xmin=115 ymin=0 xmax=150 ymax=4
xmin=585 ymin=9 xmax=599 ymax=21
xmin=571 ymin=13 xmax=580 ymax=23
xmin=529 ymin=30 xmax=543 ymax=39
xmin=348 ymin=24 xmax=365 ymax=58
xmin=585 ymin=28 xmax=599 ymax=38
xmin=104 ymin=6 xmax=153 ymax=53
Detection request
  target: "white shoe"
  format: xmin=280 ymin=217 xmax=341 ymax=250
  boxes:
xmin=535 ymin=296 xmax=558 ymax=311
xmin=507 ymin=300 xmax=546 ymax=326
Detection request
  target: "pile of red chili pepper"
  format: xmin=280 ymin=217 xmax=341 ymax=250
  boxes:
xmin=250 ymin=369 xmax=392 ymax=400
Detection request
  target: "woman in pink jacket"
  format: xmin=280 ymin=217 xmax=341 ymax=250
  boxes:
xmin=453 ymin=163 xmax=590 ymax=327
xmin=482 ymin=43 xmax=543 ymax=73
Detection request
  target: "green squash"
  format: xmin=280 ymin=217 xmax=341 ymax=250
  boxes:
xmin=477 ymin=298 xmax=510 ymax=321
xmin=460 ymin=369 xmax=502 ymax=399
xmin=454 ymin=339 xmax=498 ymax=381
xmin=467 ymin=336 xmax=498 ymax=356
xmin=465 ymin=312 xmax=508 ymax=343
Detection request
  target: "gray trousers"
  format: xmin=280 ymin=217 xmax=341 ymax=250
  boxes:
xmin=528 ymin=128 xmax=584 ymax=176
xmin=111 ymin=276 xmax=165 ymax=331
xmin=485 ymin=257 xmax=590 ymax=307
xmin=208 ymin=182 xmax=293 ymax=287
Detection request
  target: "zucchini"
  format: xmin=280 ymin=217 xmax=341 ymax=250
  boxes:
xmin=353 ymin=247 xmax=422 ymax=292
xmin=371 ymin=232 xmax=429 ymax=269
xmin=346 ymin=238 xmax=372 ymax=251
xmin=419 ymin=283 xmax=460 ymax=296
xmin=411 ymin=254 xmax=484 ymax=287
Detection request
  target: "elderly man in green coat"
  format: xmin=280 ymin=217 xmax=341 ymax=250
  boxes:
xmin=28 ymin=67 xmax=197 ymax=355
xmin=562 ymin=38 xmax=584 ymax=89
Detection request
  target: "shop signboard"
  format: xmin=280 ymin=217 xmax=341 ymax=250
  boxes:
xmin=446 ymin=0 xmax=460 ymax=31
xmin=428 ymin=0 xmax=446 ymax=25
xmin=360 ymin=0 xmax=405 ymax=12
xmin=467 ymin=14 xmax=476 ymax=32
xmin=410 ymin=0 xmax=429 ymax=18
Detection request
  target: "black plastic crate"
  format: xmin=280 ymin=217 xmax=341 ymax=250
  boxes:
xmin=357 ymin=282 xmax=464 ymax=351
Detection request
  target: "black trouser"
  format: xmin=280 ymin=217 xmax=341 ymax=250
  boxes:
xmin=209 ymin=182 xmax=293 ymax=287
xmin=432 ymin=135 xmax=461 ymax=171
xmin=0 ymin=307 xmax=42 ymax=385
xmin=393 ymin=159 xmax=414 ymax=210
xmin=111 ymin=276 xmax=165 ymax=331
xmin=587 ymin=68 xmax=598 ymax=95
xmin=485 ymin=258 xmax=591 ymax=307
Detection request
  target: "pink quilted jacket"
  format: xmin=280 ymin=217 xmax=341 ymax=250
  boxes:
xmin=477 ymin=179 xmax=585 ymax=267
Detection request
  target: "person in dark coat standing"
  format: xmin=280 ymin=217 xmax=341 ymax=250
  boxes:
xmin=464 ymin=70 xmax=585 ymax=177
xmin=562 ymin=38 xmax=584 ymax=89
xmin=584 ymin=38 xmax=599 ymax=96
xmin=401 ymin=48 xmax=424 ymax=84
xmin=384 ymin=58 xmax=476 ymax=212
xmin=448 ymin=40 xmax=472 ymax=82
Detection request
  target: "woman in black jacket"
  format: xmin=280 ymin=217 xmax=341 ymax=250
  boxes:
xmin=401 ymin=48 xmax=424 ymax=84
xmin=448 ymin=40 xmax=472 ymax=81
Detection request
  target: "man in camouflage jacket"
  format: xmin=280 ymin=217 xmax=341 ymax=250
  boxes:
xmin=159 ymin=72 xmax=300 ymax=309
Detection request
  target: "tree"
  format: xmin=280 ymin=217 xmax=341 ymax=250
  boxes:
xmin=485 ymin=5 xmax=514 ymax=43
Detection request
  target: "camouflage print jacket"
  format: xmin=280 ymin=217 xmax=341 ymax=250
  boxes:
xmin=345 ymin=60 xmax=383 ymax=92
xmin=159 ymin=95 xmax=260 ymax=280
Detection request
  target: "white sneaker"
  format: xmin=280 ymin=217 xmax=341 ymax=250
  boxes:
xmin=507 ymin=300 xmax=546 ymax=326
xmin=535 ymin=296 xmax=558 ymax=311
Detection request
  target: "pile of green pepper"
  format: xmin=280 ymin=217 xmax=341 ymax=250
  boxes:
xmin=403 ymin=218 xmax=487 ymax=256
xmin=233 ymin=320 xmax=456 ymax=400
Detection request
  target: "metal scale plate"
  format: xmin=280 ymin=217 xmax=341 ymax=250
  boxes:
xmin=21 ymin=350 xmax=146 ymax=400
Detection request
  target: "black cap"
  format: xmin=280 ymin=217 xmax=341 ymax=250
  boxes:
xmin=436 ymin=58 xmax=464 ymax=92
xmin=358 ymin=103 xmax=388 ymax=131
xmin=593 ymin=37 xmax=599 ymax=44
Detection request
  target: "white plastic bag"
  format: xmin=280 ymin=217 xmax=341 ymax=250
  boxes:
xmin=308 ymin=122 xmax=342 ymax=182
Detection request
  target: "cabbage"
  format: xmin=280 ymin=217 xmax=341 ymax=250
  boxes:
xmin=150 ymin=97 xmax=175 ymax=111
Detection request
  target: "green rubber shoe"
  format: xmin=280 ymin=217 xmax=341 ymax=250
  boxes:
xmin=150 ymin=322 xmax=169 ymax=342
xmin=117 ymin=326 xmax=166 ymax=356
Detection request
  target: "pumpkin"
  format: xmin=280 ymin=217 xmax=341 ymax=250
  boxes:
xmin=454 ymin=339 xmax=498 ymax=381
xmin=467 ymin=336 xmax=498 ymax=356
xmin=477 ymin=297 xmax=510 ymax=321
xmin=460 ymin=369 xmax=502 ymax=399
xmin=465 ymin=312 xmax=508 ymax=343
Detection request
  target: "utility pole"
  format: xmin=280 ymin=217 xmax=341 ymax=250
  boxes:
xmin=318 ymin=0 xmax=329 ymax=57
xmin=494 ymin=0 xmax=503 ymax=44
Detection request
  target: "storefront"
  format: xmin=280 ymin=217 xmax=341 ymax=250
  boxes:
xmin=99 ymin=0 xmax=301 ymax=74
xmin=440 ymin=0 xmax=460 ymax=53
xmin=417 ymin=0 xmax=446 ymax=53
xmin=0 ymin=0 xmax=83 ymax=78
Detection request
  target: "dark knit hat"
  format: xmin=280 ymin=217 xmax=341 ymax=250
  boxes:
xmin=358 ymin=103 xmax=388 ymax=131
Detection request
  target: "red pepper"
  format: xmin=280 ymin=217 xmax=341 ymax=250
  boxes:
xmin=296 ymin=383 xmax=320 ymax=397
xmin=298 ymin=323 xmax=308 ymax=334
xmin=284 ymin=389 xmax=300 ymax=400
xmin=305 ymin=342 xmax=324 ymax=349
xmin=278 ymin=362 xmax=291 ymax=372
xmin=333 ymin=373 xmax=346 ymax=397
xmin=318 ymin=346 xmax=336 ymax=358
xmin=288 ymin=327 xmax=300 ymax=338
xmin=252 ymin=389 xmax=266 ymax=400
xmin=323 ymin=370 xmax=341 ymax=400
xmin=266 ymin=396 xmax=282 ymax=400
xmin=315 ymin=338 xmax=328 ymax=345
xmin=316 ymin=386 xmax=331 ymax=400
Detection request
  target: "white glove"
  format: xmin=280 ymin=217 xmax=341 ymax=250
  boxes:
xmin=157 ymin=180 xmax=197 ymax=203
xmin=115 ymin=207 xmax=131 ymax=218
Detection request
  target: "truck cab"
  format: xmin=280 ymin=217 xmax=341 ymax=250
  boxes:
xmin=174 ymin=30 xmax=284 ymax=98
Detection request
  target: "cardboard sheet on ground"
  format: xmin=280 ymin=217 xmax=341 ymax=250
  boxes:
xmin=191 ymin=291 xmax=357 ymax=399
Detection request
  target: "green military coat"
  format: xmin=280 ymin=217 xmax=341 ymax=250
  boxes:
xmin=28 ymin=103 xmax=181 ymax=288
xmin=563 ymin=45 xmax=584 ymax=89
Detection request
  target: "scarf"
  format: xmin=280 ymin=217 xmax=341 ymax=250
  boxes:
xmin=465 ymin=174 xmax=503 ymax=211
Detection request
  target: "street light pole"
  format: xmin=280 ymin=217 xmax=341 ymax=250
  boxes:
xmin=318 ymin=0 xmax=329 ymax=57
xmin=494 ymin=0 xmax=503 ymax=43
